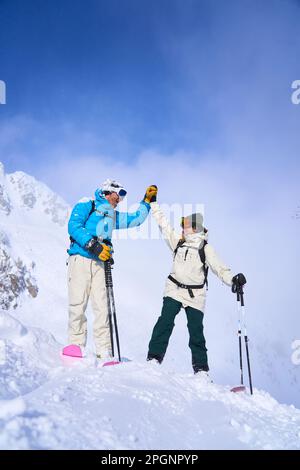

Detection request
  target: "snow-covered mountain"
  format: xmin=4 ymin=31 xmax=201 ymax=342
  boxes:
xmin=0 ymin=162 xmax=69 ymax=333
xmin=0 ymin=162 xmax=68 ymax=224
xmin=0 ymin=161 xmax=300 ymax=450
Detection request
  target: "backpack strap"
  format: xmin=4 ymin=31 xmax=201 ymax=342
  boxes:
xmin=173 ymin=238 xmax=186 ymax=258
xmin=168 ymin=275 xmax=206 ymax=298
xmin=90 ymin=199 xmax=96 ymax=216
xmin=199 ymin=240 xmax=209 ymax=290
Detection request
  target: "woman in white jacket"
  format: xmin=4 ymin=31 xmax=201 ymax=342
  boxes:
xmin=147 ymin=191 xmax=246 ymax=378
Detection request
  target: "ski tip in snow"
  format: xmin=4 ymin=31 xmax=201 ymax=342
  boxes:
xmin=62 ymin=344 xmax=83 ymax=358
xmin=102 ymin=360 xmax=121 ymax=367
xmin=231 ymin=385 xmax=246 ymax=393
xmin=101 ymin=357 xmax=132 ymax=367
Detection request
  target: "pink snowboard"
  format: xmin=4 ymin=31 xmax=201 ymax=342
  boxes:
xmin=62 ymin=344 xmax=83 ymax=358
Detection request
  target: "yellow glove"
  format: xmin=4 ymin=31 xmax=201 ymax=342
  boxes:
xmin=143 ymin=185 xmax=158 ymax=204
xmin=98 ymin=244 xmax=112 ymax=262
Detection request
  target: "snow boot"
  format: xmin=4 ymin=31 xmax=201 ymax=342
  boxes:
xmin=194 ymin=370 xmax=213 ymax=383
xmin=147 ymin=353 xmax=163 ymax=364
xmin=193 ymin=365 xmax=212 ymax=383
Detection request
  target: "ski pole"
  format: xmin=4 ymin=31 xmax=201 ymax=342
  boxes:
xmin=105 ymin=259 xmax=121 ymax=362
xmin=237 ymin=283 xmax=253 ymax=395
xmin=237 ymin=303 xmax=244 ymax=386
xmin=108 ymin=260 xmax=121 ymax=362
xmin=104 ymin=260 xmax=115 ymax=357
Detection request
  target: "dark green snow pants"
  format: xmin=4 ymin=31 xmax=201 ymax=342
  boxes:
xmin=147 ymin=296 xmax=208 ymax=371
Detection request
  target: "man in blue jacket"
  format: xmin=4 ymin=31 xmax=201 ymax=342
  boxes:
xmin=65 ymin=179 xmax=157 ymax=360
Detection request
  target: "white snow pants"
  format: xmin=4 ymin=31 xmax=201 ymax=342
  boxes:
xmin=67 ymin=255 xmax=111 ymax=356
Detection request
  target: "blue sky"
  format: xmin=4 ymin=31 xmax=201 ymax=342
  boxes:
xmin=0 ymin=0 xmax=215 ymax=161
xmin=0 ymin=0 xmax=300 ymax=202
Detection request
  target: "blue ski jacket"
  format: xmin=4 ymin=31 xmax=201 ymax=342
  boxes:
xmin=67 ymin=188 xmax=150 ymax=259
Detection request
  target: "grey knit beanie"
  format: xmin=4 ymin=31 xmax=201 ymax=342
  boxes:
xmin=183 ymin=213 xmax=204 ymax=232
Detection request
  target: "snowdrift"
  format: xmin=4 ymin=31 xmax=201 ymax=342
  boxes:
xmin=0 ymin=311 xmax=300 ymax=450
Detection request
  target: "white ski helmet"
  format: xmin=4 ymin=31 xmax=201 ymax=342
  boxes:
xmin=101 ymin=179 xmax=127 ymax=198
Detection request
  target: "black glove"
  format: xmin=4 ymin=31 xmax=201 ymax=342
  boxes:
xmin=232 ymin=273 xmax=247 ymax=293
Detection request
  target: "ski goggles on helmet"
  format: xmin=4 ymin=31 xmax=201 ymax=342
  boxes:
xmin=115 ymin=188 xmax=127 ymax=198
xmin=108 ymin=183 xmax=127 ymax=198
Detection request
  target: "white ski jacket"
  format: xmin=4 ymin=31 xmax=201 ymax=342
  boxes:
xmin=151 ymin=202 xmax=233 ymax=311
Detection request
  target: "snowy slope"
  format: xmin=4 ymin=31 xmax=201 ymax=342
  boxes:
xmin=1 ymin=310 xmax=300 ymax=450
